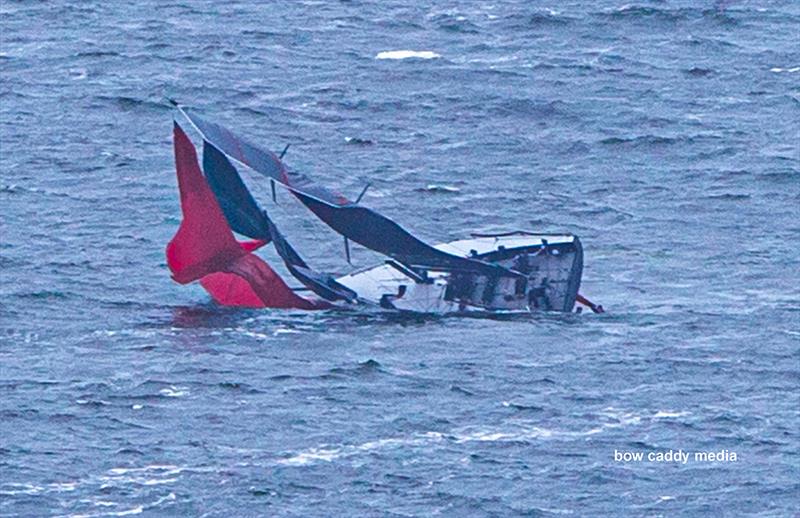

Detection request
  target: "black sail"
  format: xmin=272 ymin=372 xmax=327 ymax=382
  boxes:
xmin=202 ymin=141 xmax=271 ymax=241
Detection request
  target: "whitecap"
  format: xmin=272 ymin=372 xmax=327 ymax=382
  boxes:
xmin=344 ymin=136 xmax=374 ymax=145
xmin=770 ymin=67 xmax=800 ymax=73
xmin=279 ymin=419 xmax=641 ymax=467
xmin=375 ymin=50 xmax=441 ymax=60
xmin=108 ymin=464 xmax=181 ymax=476
xmin=418 ymin=184 xmax=460 ymax=193
xmin=236 ymin=329 xmax=270 ymax=339
xmin=0 ymin=483 xmax=44 ymax=496
xmin=278 ymin=431 xmax=445 ymax=466
xmin=273 ymin=328 xmax=301 ymax=336
xmin=453 ymin=426 xmax=558 ymax=443
xmin=598 ymin=407 xmax=643 ymax=426
xmin=458 ymin=431 xmax=514 ymax=442
xmin=653 ymin=410 xmax=690 ymax=419
xmin=54 ymin=492 xmax=175 ymax=518
xmin=48 ymin=482 xmax=78 ymax=492
xmin=278 ymin=447 xmax=342 ymax=465
xmin=158 ymin=386 xmax=187 ymax=397
xmin=68 ymin=68 xmax=88 ymax=80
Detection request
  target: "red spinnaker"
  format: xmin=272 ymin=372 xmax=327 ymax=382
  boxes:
xmin=166 ymin=122 xmax=327 ymax=309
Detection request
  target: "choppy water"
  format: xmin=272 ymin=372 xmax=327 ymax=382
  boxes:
xmin=2 ymin=0 xmax=799 ymax=516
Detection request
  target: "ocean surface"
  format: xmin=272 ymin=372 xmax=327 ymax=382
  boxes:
xmin=1 ymin=0 xmax=799 ymax=516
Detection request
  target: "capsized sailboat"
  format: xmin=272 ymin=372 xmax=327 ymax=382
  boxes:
xmin=166 ymin=104 xmax=603 ymax=314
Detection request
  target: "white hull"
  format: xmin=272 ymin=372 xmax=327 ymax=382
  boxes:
xmin=335 ymin=233 xmax=583 ymax=314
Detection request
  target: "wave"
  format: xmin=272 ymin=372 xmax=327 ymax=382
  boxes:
xmin=704 ymin=193 xmax=751 ymax=201
xmin=75 ymin=50 xmax=120 ymax=58
xmin=501 ymin=401 xmax=545 ymax=411
xmin=653 ymin=410 xmax=692 ymax=419
xmin=598 ymin=133 xmax=721 ymax=149
xmin=217 ymin=381 xmax=262 ymax=394
xmin=489 ymin=98 xmax=571 ymax=118
xmin=685 ymin=67 xmax=715 ymax=77
xmin=527 ymin=10 xmax=572 ymax=27
xmin=344 ymin=136 xmax=374 ymax=145
xmin=415 ymin=184 xmax=461 ymax=194
xmin=17 ymin=290 xmax=72 ymax=300
xmin=450 ymin=385 xmax=475 ymax=395
xmin=278 ymin=409 xmax=647 ymax=466
xmin=328 ymin=358 xmax=384 ymax=377
xmin=427 ymin=11 xmax=481 ymax=34
xmin=599 ymin=5 xmax=688 ymax=22
xmin=93 ymin=95 xmax=169 ymax=112
xmin=770 ymin=66 xmax=800 ymax=73
xmin=278 ymin=431 xmax=446 ymax=466
xmin=375 ymin=50 xmax=440 ymax=60
xmin=600 ymin=135 xmax=678 ymax=147
xmin=597 ymin=4 xmax=740 ymax=26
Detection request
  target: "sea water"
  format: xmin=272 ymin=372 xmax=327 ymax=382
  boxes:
xmin=1 ymin=1 xmax=798 ymax=515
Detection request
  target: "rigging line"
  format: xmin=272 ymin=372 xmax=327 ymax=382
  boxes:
xmin=355 ymin=183 xmax=371 ymax=204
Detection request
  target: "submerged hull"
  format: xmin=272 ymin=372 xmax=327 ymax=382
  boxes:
xmin=336 ymin=233 xmax=582 ymax=314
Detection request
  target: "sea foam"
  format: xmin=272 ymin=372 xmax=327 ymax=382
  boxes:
xmin=375 ymin=50 xmax=441 ymax=60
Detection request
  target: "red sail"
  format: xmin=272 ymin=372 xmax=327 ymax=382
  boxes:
xmin=166 ymin=122 xmax=328 ymax=310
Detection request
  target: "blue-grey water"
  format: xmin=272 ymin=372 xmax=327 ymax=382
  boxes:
xmin=1 ymin=1 xmax=799 ymax=516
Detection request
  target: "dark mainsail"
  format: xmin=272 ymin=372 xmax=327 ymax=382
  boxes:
xmin=202 ymin=142 xmax=271 ymax=241
xmin=177 ymin=105 xmax=522 ymax=279
xmin=288 ymin=190 xmax=514 ymax=276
